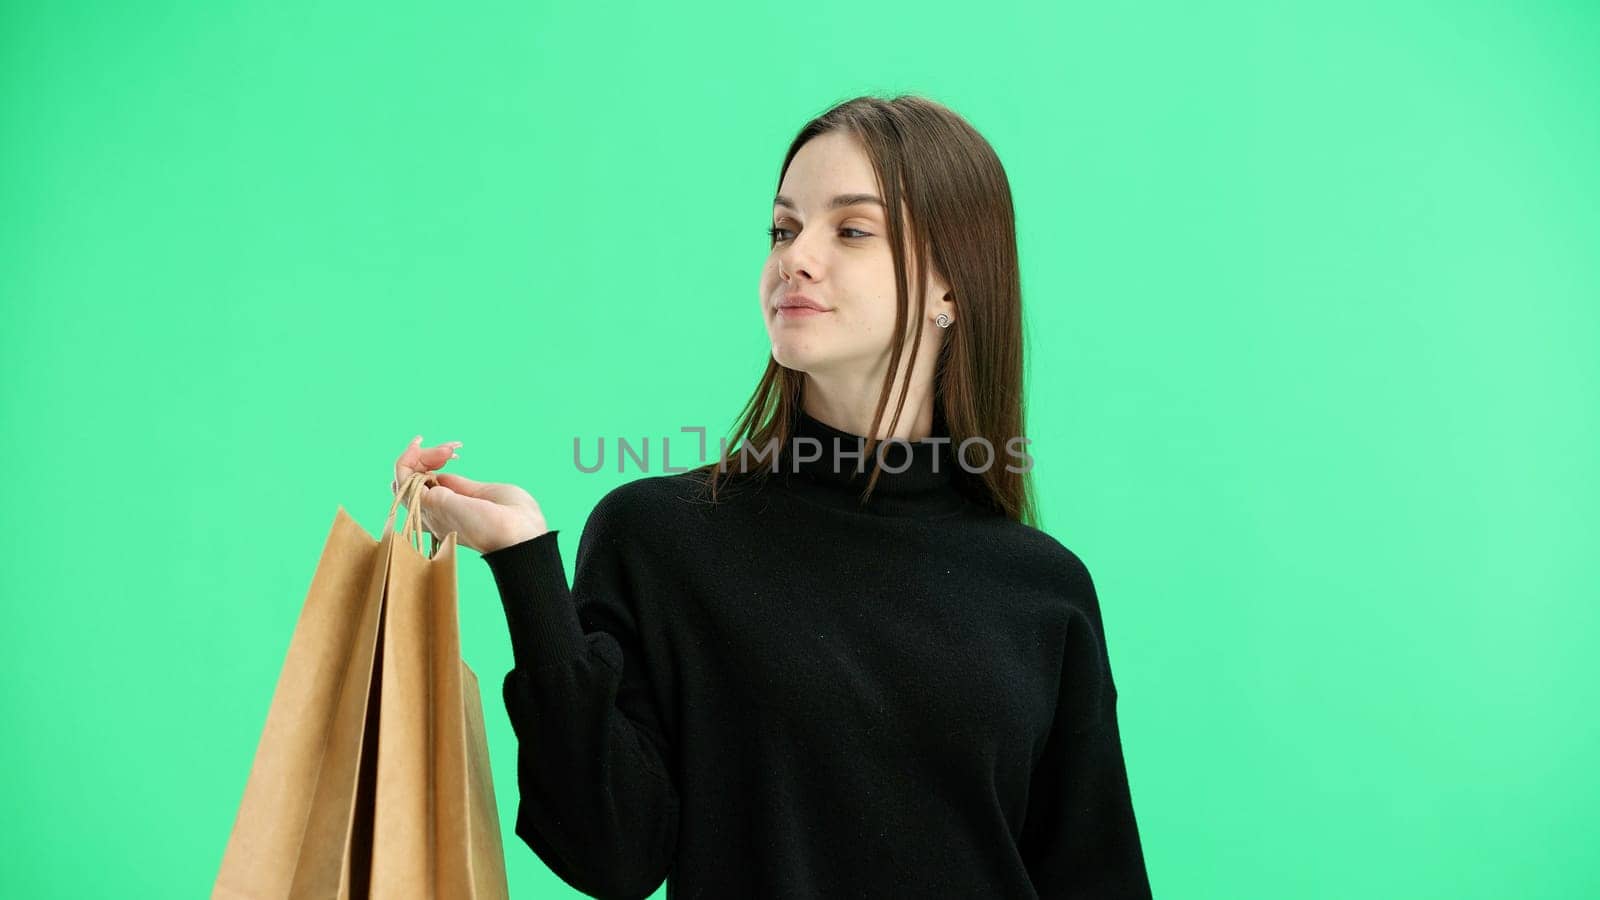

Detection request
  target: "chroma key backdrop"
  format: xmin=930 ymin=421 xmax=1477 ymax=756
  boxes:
xmin=2 ymin=1 xmax=1596 ymax=898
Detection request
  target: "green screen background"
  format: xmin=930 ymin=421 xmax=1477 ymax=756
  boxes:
xmin=2 ymin=1 xmax=1595 ymax=897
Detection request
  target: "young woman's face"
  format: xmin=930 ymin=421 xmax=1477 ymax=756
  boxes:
xmin=760 ymin=131 xmax=949 ymax=380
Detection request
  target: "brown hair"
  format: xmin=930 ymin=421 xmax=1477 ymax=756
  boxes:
xmin=693 ymin=93 xmax=1037 ymax=527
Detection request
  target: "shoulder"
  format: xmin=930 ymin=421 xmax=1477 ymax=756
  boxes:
xmin=580 ymin=475 xmax=667 ymax=540
xmin=585 ymin=470 xmax=719 ymax=526
xmin=981 ymin=516 xmax=1101 ymax=614
xmin=576 ymin=470 xmax=724 ymax=554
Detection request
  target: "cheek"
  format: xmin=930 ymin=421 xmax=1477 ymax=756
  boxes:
xmin=862 ymin=289 xmax=899 ymax=332
xmin=759 ymin=258 xmax=780 ymax=291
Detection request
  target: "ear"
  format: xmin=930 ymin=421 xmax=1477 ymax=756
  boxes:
xmin=928 ymin=259 xmax=951 ymax=300
xmin=920 ymin=261 xmax=953 ymax=317
xmin=931 ymin=289 xmax=956 ymax=327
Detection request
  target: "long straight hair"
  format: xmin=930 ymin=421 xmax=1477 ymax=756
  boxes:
xmin=694 ymin=94 xmax=1037 ymax=527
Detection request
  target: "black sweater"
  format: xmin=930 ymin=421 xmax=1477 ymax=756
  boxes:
xmin=480 ymin=408 xmax=1152 ymax=899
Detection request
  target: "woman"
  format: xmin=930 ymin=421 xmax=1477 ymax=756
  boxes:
xmin=394 ymin=95 xmax=1153 ymax=899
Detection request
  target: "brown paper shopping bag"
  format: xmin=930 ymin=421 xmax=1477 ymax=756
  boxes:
xmin=214 ymin=472 xmax=509 ymax=899
xmin=366 ymin=475 xmax=510 ymax=898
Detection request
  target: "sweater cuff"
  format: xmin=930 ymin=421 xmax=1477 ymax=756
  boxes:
xmin=480 ymin=530 xmax=588 ymax=671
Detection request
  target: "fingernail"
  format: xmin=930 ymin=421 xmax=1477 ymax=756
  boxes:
xmin=413 ymin=434 xmax=422 ymax=444
xmin=451 ymin=452 xmax=459 ymax=459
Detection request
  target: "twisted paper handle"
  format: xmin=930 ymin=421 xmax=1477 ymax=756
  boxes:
xmin=383 ymin=470 xmax=441 ymax=557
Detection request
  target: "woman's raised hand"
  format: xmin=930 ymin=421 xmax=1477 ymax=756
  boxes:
xmin=391 ymin=435 xmax=549 ymax=554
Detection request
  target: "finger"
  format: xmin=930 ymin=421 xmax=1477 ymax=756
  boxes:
xmin=399 ymin=439 xmax=462 ymax=477
xmin=395 ymin=435 xmax=424 ymax=492
xmin=394 ymin=436 xmax=463 ymax=494
xmin=433 ymin=471 xmax=488 ymax=498
xmin=420 ymin=441 xmax=463 ymax=470
xmin=418 ymin=483 xmax=460 ymax=536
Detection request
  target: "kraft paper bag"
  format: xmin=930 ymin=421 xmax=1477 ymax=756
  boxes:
xmin=368 ymin=482 xmax=510 ymax=898
xmin=214 ymin=472 xmax=509 ymax=899
xmin=211 ymin=487 xmax=400 ymax=898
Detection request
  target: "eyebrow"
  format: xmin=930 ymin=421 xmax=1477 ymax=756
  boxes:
xmin=773 ymin=193 xmax=885 ymax=212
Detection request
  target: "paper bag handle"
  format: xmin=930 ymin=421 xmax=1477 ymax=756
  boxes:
xmin=385 ymin=470 xmax=439 ymax=556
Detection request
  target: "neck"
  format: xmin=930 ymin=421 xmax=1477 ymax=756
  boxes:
xmin=772 ymin=405 xmax=971 ymax=518
xmin=799 ymin=374 xmax=938 ymax=442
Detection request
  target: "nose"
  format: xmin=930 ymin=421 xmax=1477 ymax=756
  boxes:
xmin=776 ymin=231 xmax=822 ymax=283
xmin=778 ymin=251 xmax=815 ymax=285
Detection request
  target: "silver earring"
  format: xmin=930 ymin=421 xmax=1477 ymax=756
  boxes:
xmin=935 ymin=313 xmax=951 ymax=329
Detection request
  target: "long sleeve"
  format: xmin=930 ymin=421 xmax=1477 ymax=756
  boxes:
xmin=480 ymin=489 xmax=679 ymax=900
xmin=1018 ymin=556 xmax=1152 ymax=899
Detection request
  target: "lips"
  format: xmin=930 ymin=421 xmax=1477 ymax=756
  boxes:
xmin=775 ymin=293 xmax=830 ymax=315
xmin=776 ymin=305 xmax=828 ymax=318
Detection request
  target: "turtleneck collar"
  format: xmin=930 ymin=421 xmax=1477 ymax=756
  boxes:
xmin=774 ymin=405 xmax=972 ymax=518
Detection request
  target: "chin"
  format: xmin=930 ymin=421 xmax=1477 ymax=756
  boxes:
xmin=768 ymin=338 xmax=829 ymax=372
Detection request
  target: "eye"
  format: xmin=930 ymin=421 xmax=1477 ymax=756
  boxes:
xmin=765 ymin=225 xmax=874 ymax=244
